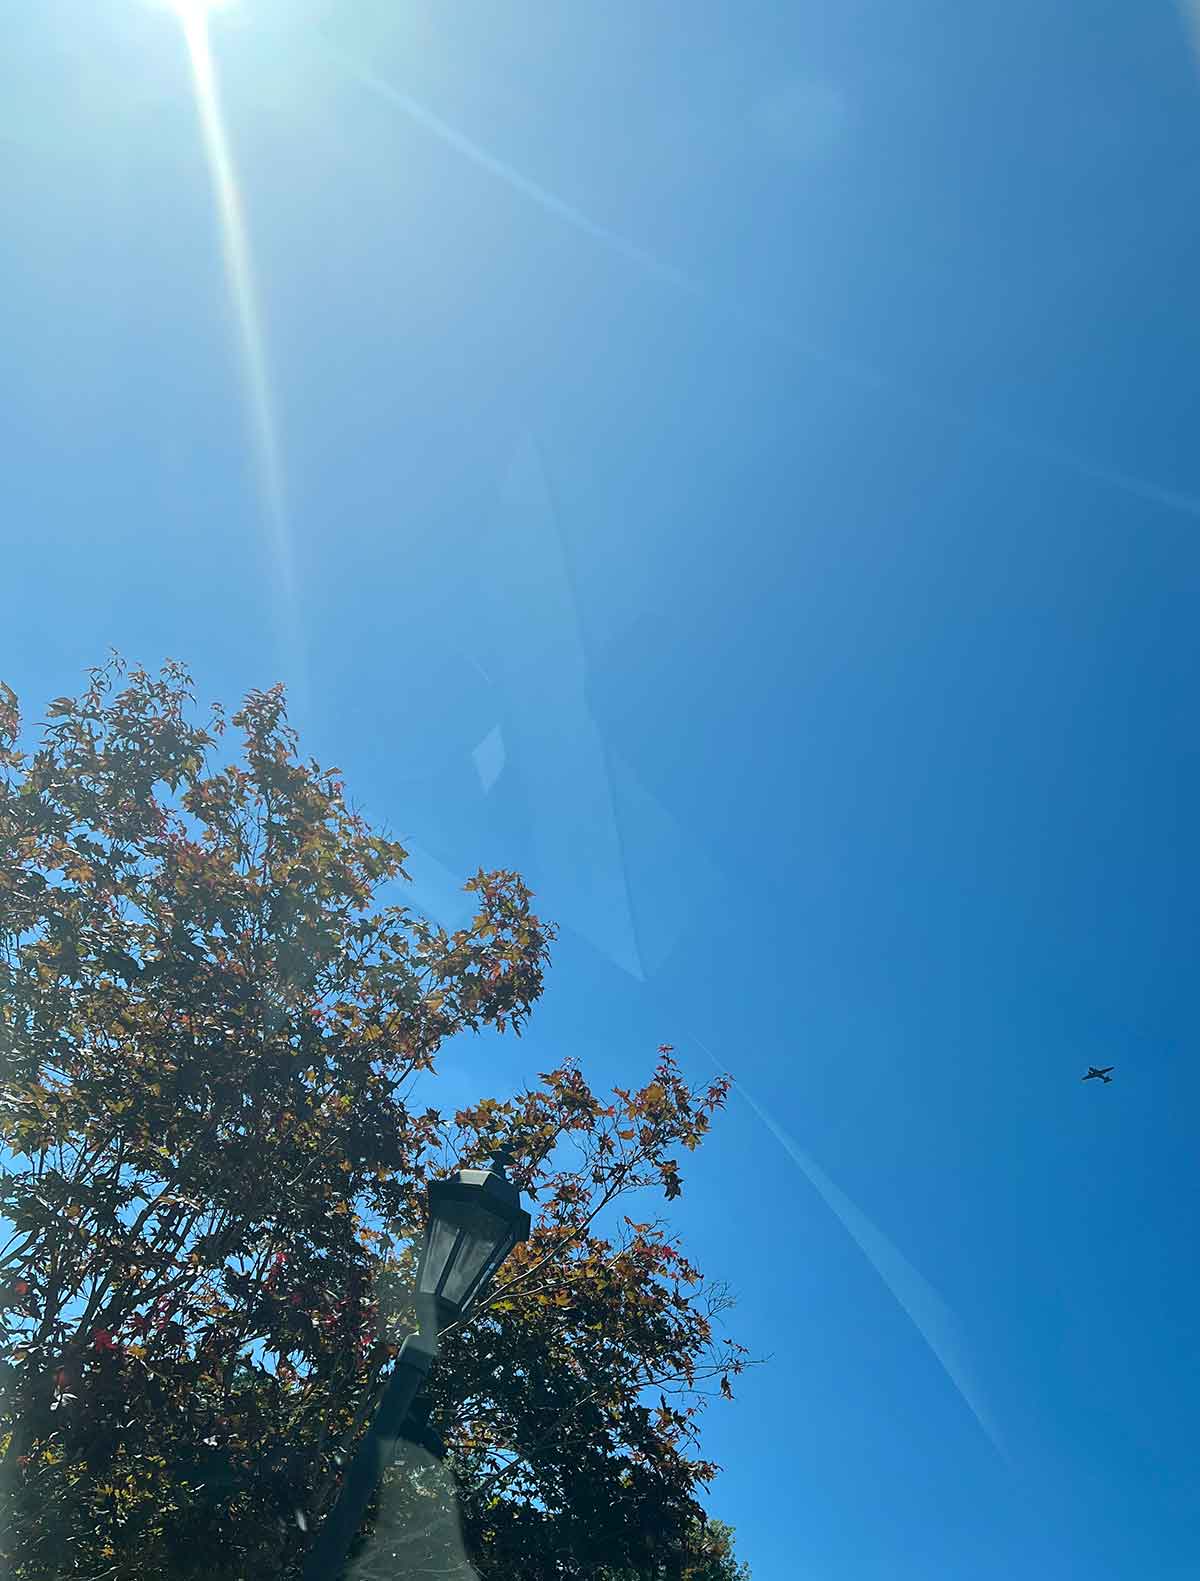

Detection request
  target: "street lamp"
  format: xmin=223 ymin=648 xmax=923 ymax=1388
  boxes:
xmin=301 ymin=1153 xmax=530 ymax=1580
xmin=416 ymin=1152 xmax=532 ymax=1331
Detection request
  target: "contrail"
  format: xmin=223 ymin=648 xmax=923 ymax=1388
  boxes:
xmin=684 ymin=1032 xmax=1008 ymax=1459
xmin=178 ymin=8 xmax=302 ymax=667
xmin=322 ymin=50 xmax=703 ymax=304
xmin=327 ymin=48 xmax=1200 ymax=526
xmin=983 ymin=430 xmax=1200 ymax=522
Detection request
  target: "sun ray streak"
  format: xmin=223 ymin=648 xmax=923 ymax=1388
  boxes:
xmin=328 ymin=47 xmax=1200 ymax=527
xmin=178 ymin=9 xmax=300 ymax=662
xmin=681 ymin=1030 xmax=1008 ymax=1460
xmin=324 ymin=51 xmax=703 ymax=303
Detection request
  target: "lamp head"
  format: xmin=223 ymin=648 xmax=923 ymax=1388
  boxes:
xmin=415 ymin=1152 xmax=530 ymax=1332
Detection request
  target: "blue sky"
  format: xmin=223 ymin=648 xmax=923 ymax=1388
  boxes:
xmin=4 ymin=1 xmax=1200 ymax=1576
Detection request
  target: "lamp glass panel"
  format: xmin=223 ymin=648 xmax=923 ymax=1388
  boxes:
xmin=418 ymin=1218 xmax=462 ymax=1297
xmin=439 ymin=1214 xmax=508 ymax=1308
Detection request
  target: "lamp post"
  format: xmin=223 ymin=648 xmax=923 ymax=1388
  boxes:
xmin=300 ymin=1153 xmax=530 ymax=1581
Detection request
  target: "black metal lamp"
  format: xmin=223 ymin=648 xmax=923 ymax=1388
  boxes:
xmin=302 ymin=1152 xmax=530 ymax=1580
xmin=416 ymin=1151 xmax=532 ymax=1332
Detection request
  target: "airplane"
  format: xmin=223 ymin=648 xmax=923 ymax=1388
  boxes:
xmin=1082 ymin=1066 xmax=1114 ymax=1083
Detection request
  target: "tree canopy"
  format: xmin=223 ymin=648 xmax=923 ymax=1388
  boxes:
xmin=0 ymin=657 xmax=750 ymax=1579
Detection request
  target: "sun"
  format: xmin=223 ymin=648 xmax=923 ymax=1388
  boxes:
xmin=156 ymin=0 xmax=237 ymax=17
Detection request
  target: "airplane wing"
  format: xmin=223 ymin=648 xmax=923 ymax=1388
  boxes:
xmin=1099 ymin=1066 xmax=1114 ymax=1074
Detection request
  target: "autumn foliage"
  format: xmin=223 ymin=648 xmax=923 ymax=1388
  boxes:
xmin=0 ymin=658 xmax=748 ymax=1579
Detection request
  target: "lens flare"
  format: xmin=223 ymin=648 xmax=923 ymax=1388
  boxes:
xmin=174 ymin=5 xmax=300 ymax=665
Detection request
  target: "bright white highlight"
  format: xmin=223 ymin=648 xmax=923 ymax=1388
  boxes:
xmin=161 ymin=0 xmax=237 ymax=20
xmin=176 ymin=6 xmax=296 ymax=618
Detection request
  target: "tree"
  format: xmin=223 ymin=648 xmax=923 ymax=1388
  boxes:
xmin=598 ymin=1520 xmax=752 ymax=1581
xmin=0 ymin=658 xmax=750 ymax=1579
xmin=681 ymin=1520 xmax=752 ymax=1581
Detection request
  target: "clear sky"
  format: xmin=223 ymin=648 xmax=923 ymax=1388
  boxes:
xmin=5 ymin=1 xmax=1200 ymax=1577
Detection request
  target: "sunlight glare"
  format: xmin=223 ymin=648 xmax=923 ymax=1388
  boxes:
xmin=164 ymin=0 xmax=237 ymax=16
xmin=171 ymin=0 xmax=299 ymax=664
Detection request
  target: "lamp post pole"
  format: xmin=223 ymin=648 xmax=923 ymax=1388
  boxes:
xmin=300 ymin=1154 xmax=529 ymax=1581
xmin=299 ymin=1329 xmax=437 ymax=1581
